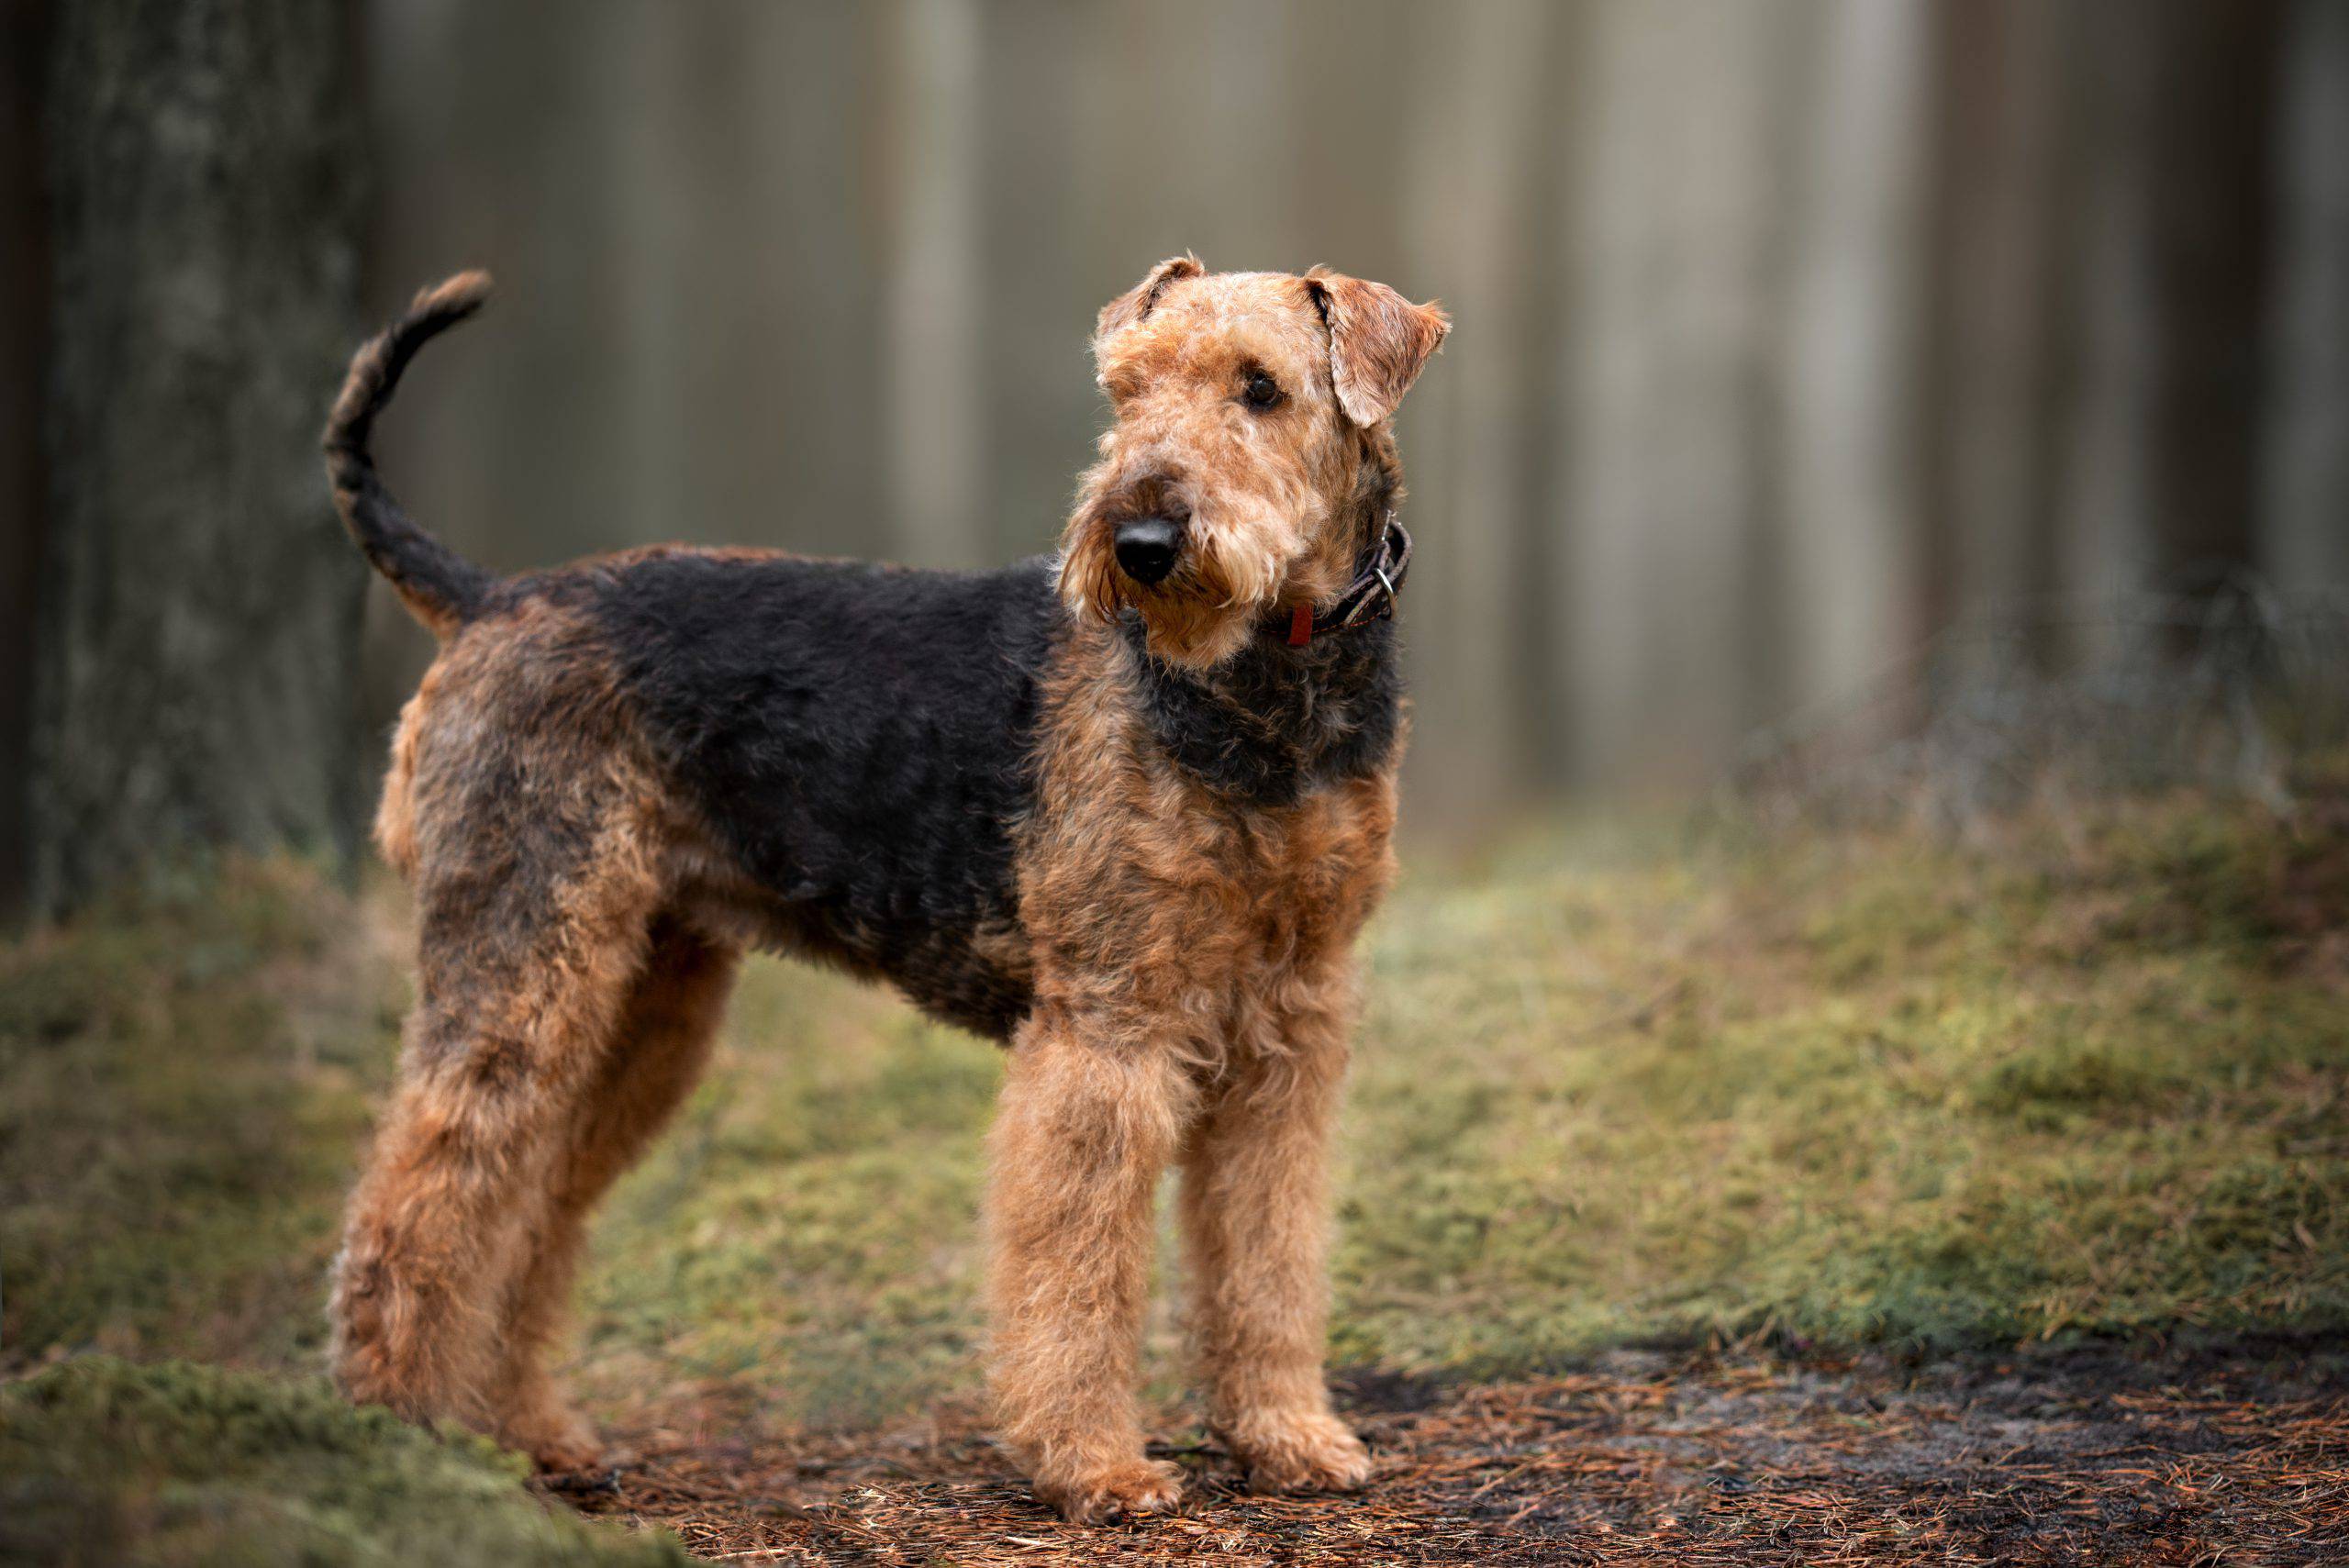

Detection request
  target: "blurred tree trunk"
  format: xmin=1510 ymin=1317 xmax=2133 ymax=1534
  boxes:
xmin=2261 ymin=0 xmax=2348 ymax=587
xmin=2048 ymin=0 xmax=2159 ymax=628
xmin=1779 ymin=0 xmax=1931 ymax=714
xmin=1558 ymin=0 xmax=1818 ymax=784
xmin=2141 ymin=0 xmax=2281 ymax=590
xmin=1403 ymin=0 xmax=1550 ymax=818
xmin=2055 ymin=0 xmax=2282 ymax=619
xmin=1918 ymin=0 xmax=2065 ymax=644
xmin=30 ymin=0 xmax=366 ymax=917
xmin=976 ymin=0 xmax=1092 ymax=563
xmin=882 ymin=0 xmax=981 ymax=570
xmin=0 ymin=0 xmax=49 ymax=918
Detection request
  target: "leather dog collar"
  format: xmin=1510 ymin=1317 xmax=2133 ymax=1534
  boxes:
xmin=1272 ymin=512 xmax=1412 ymax=648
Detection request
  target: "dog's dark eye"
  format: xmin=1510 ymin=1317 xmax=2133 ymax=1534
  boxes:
xmin=1243 ymin=371 xmax=1282 ymax=410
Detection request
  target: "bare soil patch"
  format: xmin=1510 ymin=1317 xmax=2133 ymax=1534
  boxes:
xmin=548 ymin=1338 xmax=2349 ymax=1565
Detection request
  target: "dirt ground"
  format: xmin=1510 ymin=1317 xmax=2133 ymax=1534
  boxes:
xmin=545 ymin=1337 xmax=2349 ymax=1566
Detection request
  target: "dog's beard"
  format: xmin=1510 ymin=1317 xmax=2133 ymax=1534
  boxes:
xmin=1057 ymin=508 xmax=1286 ymax=670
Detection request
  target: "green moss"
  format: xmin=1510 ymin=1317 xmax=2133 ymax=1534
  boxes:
xmin=0 ymin=862 xmax=390 ymax=1368
xmin=576 ymin=969 xmax=999 ymax=1425
xmin=1968 ymin=1035 xmax=2181 ymax=1125
xmin=0 ymin=1358 xmax=685 ymax=1567
xmin=1326 ymin=797 xmax=2349 ymax=1367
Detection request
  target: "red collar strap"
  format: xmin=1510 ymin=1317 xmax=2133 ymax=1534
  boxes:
xmin=1272 ymin=512 xmax=1413 ymax=647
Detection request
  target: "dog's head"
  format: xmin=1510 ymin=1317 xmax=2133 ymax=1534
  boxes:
xmin=1058 ymin=258 xmax=1448 ymax=668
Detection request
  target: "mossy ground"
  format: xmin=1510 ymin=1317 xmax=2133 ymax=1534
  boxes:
xmin=2 ymin=794 xmax=2343 ymax=1561
xmin=0 ymin=1357 xmax=686 ymax=1567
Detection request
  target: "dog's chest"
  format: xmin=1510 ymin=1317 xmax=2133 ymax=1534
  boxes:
xmin=1019 ymin=639 xmax=1400 ymax=1010
xmin=1021 ymin=768 xmax=1396 ymax=998
xmin=1208 ymin=776 xmax=1399 ymax=965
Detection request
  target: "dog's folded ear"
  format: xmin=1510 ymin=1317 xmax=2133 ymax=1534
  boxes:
xmin=1096 ymin=255 xmax=1206 ymax=342
xmin=1303 ymin=268 xmax=1451 ymax=427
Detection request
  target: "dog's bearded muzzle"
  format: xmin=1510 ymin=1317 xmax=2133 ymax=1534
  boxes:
xmin=1057 ymin=463 xmax=1298 ymax=670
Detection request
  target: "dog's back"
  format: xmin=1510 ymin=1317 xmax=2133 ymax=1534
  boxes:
xmin=584 ymin=547 xmax=1059 ymax=1036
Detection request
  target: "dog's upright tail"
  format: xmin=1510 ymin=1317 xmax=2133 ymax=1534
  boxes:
xmin=323 ymin=271 xmax=497 ymax=637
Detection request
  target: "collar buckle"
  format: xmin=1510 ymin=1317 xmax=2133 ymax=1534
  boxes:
xmin=1271 ymin=510 xmax=1412 ymax=648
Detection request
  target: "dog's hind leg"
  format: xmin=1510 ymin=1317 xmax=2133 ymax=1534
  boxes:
xmin=328 ymin=796 xmax=664 ymax=1446
xmin=484 ymin=916 xmax=739 ymax=1468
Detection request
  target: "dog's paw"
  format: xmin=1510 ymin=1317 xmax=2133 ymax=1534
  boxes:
xmin=1034 ymin=1459 xmax=1185 ymax=1524
xmin=1222 ymin=1409 xmax=1373 ymax=1495
xmin=504 ymin=1409 xmax=611 ymax=1474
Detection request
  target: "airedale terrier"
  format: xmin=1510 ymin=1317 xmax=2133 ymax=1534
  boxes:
xmin=322 ymin=257 xmax=1448 ymax=1523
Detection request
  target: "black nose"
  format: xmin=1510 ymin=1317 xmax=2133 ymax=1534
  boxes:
xmin=1113 ymin=516 xmax=1183 ymax=585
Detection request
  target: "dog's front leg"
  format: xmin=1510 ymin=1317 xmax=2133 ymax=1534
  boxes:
xmin=1177 ymin=974 xmax=1373 ymax=1495
xmin=985 ymin=1009 xmax=1196 ymax=1522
